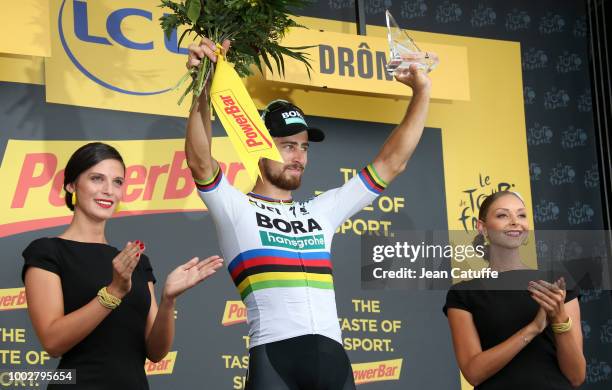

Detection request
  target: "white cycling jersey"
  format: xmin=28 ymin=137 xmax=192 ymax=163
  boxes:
xmin=196 ymin=163 xmax=386 ymax=348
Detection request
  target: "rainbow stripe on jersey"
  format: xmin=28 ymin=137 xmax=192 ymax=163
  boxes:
xmin=358 ymin=164 xmax=387 ymax=194
xmin=194 ymin=165 xmax=222 ymax=192
xmin=228 ymin=248 xmax=333 ymax=300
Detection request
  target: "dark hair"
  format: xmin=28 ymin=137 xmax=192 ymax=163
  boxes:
xmin=472 ymin=190 xmax=525 ymax=260
xmin=63 ymin=142 xmax=125 ymax=211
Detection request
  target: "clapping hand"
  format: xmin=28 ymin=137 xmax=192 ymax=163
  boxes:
xmin=162 ymin=255 xmax=224 ymax=300
xmin=108 ymin=241 xmax=145 ymax=299
xmin=528 ymin=277 xmax=568 ymax=324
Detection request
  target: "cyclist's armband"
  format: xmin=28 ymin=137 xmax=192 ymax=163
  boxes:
xmin=195 ymin=165 xmax=222 ymax=193
xmin=358 ymin=164 xmax=387 ymax=195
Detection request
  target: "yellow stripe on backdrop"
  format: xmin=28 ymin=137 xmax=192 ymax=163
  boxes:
xmin=0 ymin=0 xmax=51 ymax=57
xmin=0 ymin=54 xmax=44 ymax=85
xmin=263 ymin=29 xmax=470 ymax=101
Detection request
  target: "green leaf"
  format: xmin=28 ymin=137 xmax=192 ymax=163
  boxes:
xmin=260 ymin=50 xmax=273 ymax=73
xmin=268 ymin=49 xmax=283 ymax=76
xmin=177 ymin=77 xmax=195 ymax=106
xmin=252 ymin=55 xmax=263 ymax=74
xmin=186 ymin=0 xmax=201 ymax=24
xmin=159 ymin=14 xmax=179 ymax=41
xmin=177 ymin=28 xmax=192 ymax=49
xmin=161 ymin=0 xmax=317 ymax=103
xmin=283 ymin=45 xmax=317 ymax=51
xmin=276 ymin=49 xmax=286 ymax=76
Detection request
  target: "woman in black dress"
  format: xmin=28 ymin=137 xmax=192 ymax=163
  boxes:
xmin=444 ymin=191 xmax=585 ymax=389
xmin=22 ymin=142 xmax=223 ymax=389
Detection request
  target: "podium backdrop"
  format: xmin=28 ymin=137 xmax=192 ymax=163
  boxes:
xmin=1 ymin=1 xmax=610 ymax=389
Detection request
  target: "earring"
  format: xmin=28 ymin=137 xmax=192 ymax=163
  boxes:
xmin=71 ymin=192 xmax=77 ymax=207
xmin=484 ymin=235 xmax=490 ymax=245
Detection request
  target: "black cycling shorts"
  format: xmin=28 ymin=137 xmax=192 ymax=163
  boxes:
xmin=245 ymin=334 xmax=356 ymax=390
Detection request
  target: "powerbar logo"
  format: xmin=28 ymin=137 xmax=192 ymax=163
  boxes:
xmin=145 ymin=351 xmax=177 ymax=375
xmin=216 ymin=92 xmax=271 ymax=152
xmin=0 ymin=139 xmax=249 ymax=238
xmin=260 ymin=231 xmax=325 ymax=250
xmin=0 ymin=288 xmax=27 ymax=311
xmin=352 ymin=358 xmax=402 ymax=385
xmin=222 ymin=300 xmax=247 ymax=326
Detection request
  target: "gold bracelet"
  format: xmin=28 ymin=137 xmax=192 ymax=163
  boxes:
xmin=97 ymin=287 xmax=122 ymax=310
xmin=551 ymin=317 xmax=572 ymax=334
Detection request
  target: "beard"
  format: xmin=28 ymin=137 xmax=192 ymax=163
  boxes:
xmin=262 ymin=160 xmax=303 ymax=191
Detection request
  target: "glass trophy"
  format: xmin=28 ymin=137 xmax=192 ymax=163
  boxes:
xmin=386 ymin=10 xmax=439 ymax=75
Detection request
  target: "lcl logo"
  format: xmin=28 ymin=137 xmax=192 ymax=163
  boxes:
xmin=58 ymin=0 xmax=188 ymax=95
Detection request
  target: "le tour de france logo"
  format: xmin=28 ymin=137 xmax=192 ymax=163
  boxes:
xmin=58 ymin=0 xmax=186 ymax=95
xmin=458 ymin=173 xmax=515 ymax=232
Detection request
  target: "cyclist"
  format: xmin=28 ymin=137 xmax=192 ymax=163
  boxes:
xmin=185 ymin=37 xmax=432 ymax=390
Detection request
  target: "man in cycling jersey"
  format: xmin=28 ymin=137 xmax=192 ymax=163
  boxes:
xmin=185 ymin=38 xmax=432 ymax=390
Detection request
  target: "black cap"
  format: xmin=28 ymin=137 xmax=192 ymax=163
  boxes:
xmin=261 ymin=100 xmax=325 ymax=142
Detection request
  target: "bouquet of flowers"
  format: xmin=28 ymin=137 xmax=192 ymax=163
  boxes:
xmin=160 ymin=0 xmax=313 ymax=104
